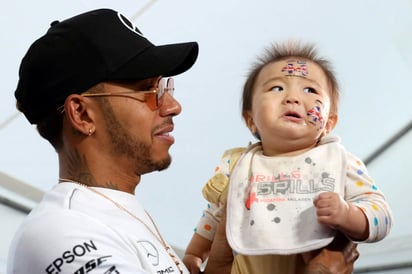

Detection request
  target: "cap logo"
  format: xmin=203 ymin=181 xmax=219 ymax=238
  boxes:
xmin=117 ymin=12 xmax=144 ymax=37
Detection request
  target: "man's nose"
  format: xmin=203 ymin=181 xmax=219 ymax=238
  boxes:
xmin=159 ymin=92 xmax=182 ymax=116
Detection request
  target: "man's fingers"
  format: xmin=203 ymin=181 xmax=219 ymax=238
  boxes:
xmin=343 ymin=241 xmax=359 ymax=263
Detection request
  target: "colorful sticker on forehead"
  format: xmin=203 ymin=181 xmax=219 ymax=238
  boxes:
xmin=281 ymin=59 xmax=308 ymax=77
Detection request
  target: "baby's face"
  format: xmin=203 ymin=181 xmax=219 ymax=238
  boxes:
xmin=245 ymin=59 xmax=337 ymax=156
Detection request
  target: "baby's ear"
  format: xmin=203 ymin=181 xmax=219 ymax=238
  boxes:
xmin=243 ymin=111 xmax=258 ymax=136
xmin=323 ymin=113 xmax=338 ymax=135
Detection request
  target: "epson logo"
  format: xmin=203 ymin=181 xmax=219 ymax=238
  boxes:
xmin=45 ymin=240 xmax=98 ymax=273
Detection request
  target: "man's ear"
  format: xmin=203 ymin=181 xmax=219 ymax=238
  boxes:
xmin=63 ymin=94 xmax=95 ymax=136
xmin=323 ymin=113 xmax=338 ymax=136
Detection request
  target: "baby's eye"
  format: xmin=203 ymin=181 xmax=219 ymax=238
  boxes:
xmin=270 ymin=86 xmax=283 ymax=92
xmin=303 ymin=87 xmax=317 ymax=94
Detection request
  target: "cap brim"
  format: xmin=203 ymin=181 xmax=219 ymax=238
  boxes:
xmin=108 ymin=42 xmax=199 ymax=81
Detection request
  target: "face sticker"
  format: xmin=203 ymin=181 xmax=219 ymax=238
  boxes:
xmin=307 ymin=100 xmax=326 ymax=130
xmin=281 ymin=59 xmax=308 ymax=77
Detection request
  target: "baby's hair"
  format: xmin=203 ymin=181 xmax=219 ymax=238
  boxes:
xmin=241 ymin=40 xmax=340 ymax=121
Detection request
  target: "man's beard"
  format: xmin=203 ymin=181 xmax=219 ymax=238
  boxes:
xmin=101 ymin=101 xmax=171 ymax=174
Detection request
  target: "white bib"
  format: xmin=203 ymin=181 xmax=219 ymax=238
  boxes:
xmin=226 ymin=141 xmax=346 ymax=255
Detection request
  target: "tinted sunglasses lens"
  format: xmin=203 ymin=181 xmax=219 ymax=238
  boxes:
xmin=146 ymin=78 xmax=164 ymax=110
xmin=145 ymin=93 xmax=157 ymax=110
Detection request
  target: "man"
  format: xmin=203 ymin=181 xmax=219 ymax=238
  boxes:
xmin=8 ymin=8 xmax=199 ymax=274
xmin=7 ymin=8 xmax=358 ymax=274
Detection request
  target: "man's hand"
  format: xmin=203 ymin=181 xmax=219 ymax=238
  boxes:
xmin=302 ymin=232 xmax=359 ymax=274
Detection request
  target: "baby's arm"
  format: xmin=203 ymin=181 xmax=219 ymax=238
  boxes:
xmin=183 ymin=203 xmax=223 ymax=274
xmin=184 ymin=147 xmax=241 ymax=273
xmin=183 ymin=233 xmax=213 ymax=274
xmin=183 ymin=202 xmax=223 ymax=273
xmin=314 ymin=192 xmax=368 ymax=240
xmin=314 ymin=151 xmax=393 ymax=242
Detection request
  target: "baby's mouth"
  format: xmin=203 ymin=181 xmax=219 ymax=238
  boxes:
xmin=284 ymin=111 xmax=302 ymax=119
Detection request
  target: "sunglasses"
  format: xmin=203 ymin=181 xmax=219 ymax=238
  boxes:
xmin=81 ymin=77 xmax=174 ymax=111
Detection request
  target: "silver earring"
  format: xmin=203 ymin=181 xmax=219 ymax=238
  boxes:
xmin=88 ymin=128 xmax=94 ymax=136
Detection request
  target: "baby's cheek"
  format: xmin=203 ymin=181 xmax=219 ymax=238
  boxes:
xmin=306 ymin=105 xmax=326 ymax=129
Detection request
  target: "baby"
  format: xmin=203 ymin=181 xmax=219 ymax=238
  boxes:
xmin=183 ymin=41 xmax=393 ymax=274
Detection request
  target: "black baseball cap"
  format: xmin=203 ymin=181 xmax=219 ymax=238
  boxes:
xmin=15 ymin=8 xmax=199 ymax=124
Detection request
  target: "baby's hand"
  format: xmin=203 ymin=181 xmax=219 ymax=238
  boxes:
xmin=313 ymin=192 xmax=349 ymax=230
xmin=182 ymin=254 xmax=203 ymax=274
